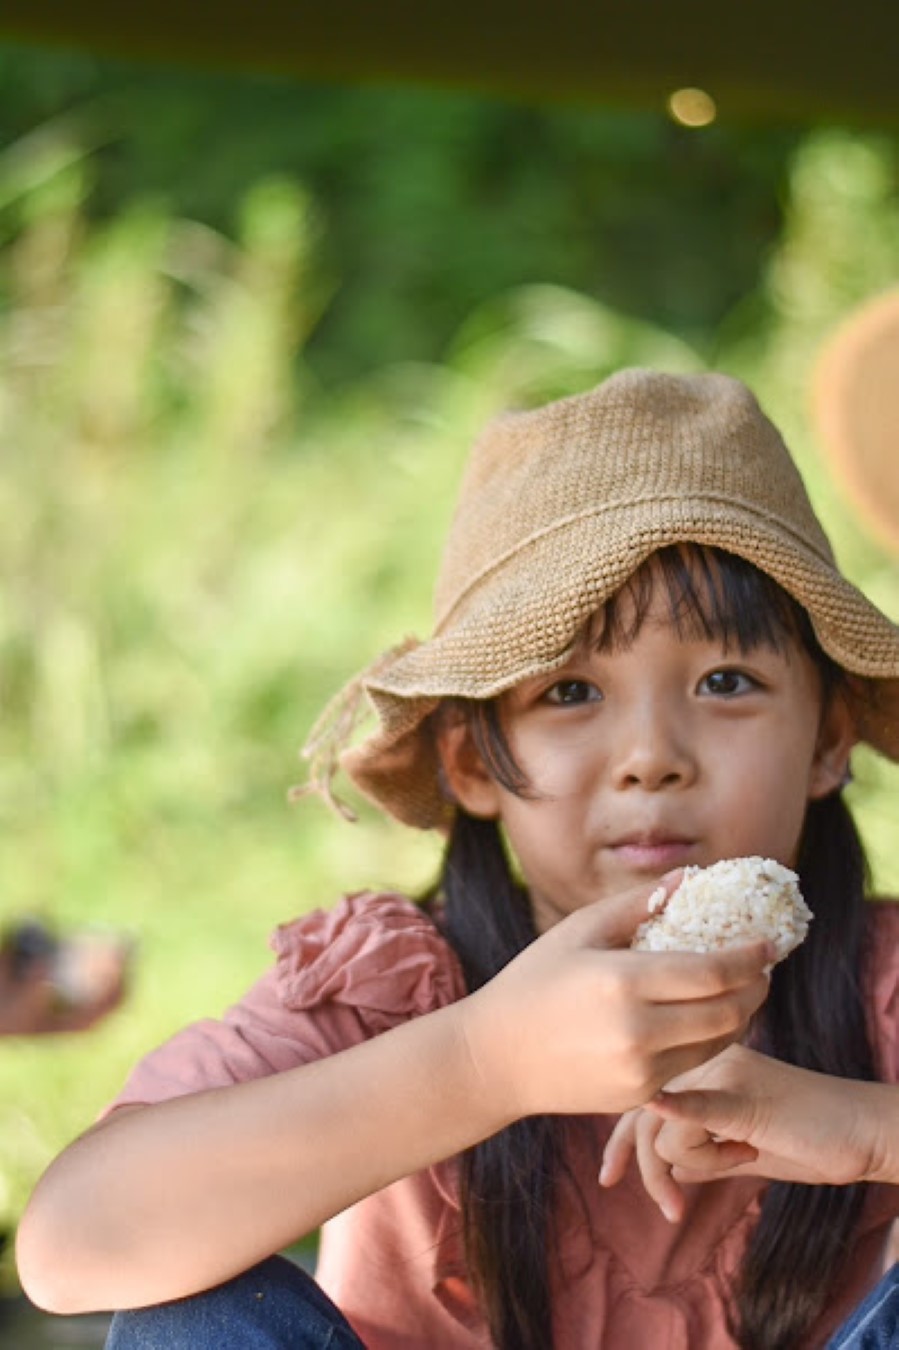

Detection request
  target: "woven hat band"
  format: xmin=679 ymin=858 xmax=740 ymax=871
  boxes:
xmin=434 ymin=370 xmax=832 ymax=628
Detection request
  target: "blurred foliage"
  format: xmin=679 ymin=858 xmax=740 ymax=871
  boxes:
xmin=0 ymin=57 xmax=896 ymax=1276
xmin=0 ymin=42 xmax=808 ymax=382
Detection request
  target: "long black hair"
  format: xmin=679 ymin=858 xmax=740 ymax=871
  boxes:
xmin=426 ymin=545 xmax=878 ymax=1350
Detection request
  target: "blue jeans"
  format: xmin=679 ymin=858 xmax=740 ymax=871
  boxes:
xmin=104 ymin=1256 xmax=366 ymax=1349
xmin=827 ymin=1263 xmax=899 ymax=1349
xmin=105 ymin=1257 xmax=899 ymax=1349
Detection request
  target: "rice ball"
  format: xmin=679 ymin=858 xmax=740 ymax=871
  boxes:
xmin=631 ymin=856 xmax=811 ymax=964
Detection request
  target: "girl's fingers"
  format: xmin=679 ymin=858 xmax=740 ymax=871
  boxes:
xmin=600 ymin=1111 xmax=688 ymax=1221
xmin=635 ymin=941 xmax=775 ymax=1002
xmin=640 ymin=972 xmax=765 ymax=1056
xmin=649 ymin=1087 xmax=756 ymax=1142
xmin=668 ymin=1139 xmax=759 ymax=1176
xmin=635 ymin=1114 xmax=684 ymax=1223
xmin=573 ymin=872 xmax=684 ymax=949
xmin=649 ymin=1089 xmax=760 ymax=1175
xmin=600 ymin=1104 xmax=757 ymax=1218
xmin=599 ymin=1109 xmax=639 ymax=1187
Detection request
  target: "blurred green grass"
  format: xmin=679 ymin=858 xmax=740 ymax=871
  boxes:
xmin=0 ymin=124 xmax=897 ymax=1273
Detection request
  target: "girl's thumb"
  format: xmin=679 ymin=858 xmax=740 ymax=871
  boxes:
xmin=649 ymin=1088 xmax=753 ymax=1142
xmin=580 ymin=870 xmax=684 ymax=949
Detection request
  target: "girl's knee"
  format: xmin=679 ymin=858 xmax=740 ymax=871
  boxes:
xmin=105 ymin=1256 xmax=365 ymax=1350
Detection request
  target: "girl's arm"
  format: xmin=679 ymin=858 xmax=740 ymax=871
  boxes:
xmin=17 ymin=882 xmax=770 ymax=1314
xmin=18 ymin=998 xmax=502 ymax=1313
xmin=600 ymin=1044 xmax=899 ymax=1222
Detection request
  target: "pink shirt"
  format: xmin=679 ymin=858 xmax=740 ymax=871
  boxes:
xmin=105 ymin=891 xmax=899 ymax=1349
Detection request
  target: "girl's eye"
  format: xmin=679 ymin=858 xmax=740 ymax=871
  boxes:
xmin=700 ymin=669 xmax=757 ymax=697
xmin=544 ymin=679 xmax=601 ymax=706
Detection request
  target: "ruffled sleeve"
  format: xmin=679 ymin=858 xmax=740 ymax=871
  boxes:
xmin=866 ymin=898 xmax=899 ymax=1083
xmin=272 ymin=891 xmax=465 ymax=1032
xmin=102 ymin=891 xmax=465 ymax=1116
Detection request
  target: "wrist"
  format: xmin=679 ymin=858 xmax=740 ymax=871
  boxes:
xmin=451 ymin=989 xmax=525 ymax=1131
xmin=859 ymin=1081 xmax=899 ymax=1185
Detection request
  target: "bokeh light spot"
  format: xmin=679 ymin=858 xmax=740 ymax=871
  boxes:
xmin=668 ymin=87 xmax=717 ymax=127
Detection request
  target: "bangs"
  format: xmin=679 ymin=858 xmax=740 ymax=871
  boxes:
xmin=461 ymin=544 xmax=840 ymax=799
xmin=592 ymin=545 xmax=812 ymax=658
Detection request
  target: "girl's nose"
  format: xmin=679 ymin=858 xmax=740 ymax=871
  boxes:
xmin=609 ymin=705 xmax=697 ymax=791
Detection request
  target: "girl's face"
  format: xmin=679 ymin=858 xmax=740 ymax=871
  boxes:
xmin=438 ymin=559 xmax=855 ymax=934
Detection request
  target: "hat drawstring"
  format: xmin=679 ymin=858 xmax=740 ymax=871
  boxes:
xmin=291 ymin=637 xmax=421 ymax=822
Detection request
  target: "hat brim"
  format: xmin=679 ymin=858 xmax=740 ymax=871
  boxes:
xmin=343 ymin=502 xmax=899 ymax=828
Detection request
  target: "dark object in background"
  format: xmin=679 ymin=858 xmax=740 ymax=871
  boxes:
xmin=0 ymin=918 xmax=132 ymax=1035
xmin=4 ymin=920 xmax=58 ymax=980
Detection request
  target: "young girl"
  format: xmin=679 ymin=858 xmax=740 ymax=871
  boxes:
xmin=16 ymin=370 xmax=899 ymax=1350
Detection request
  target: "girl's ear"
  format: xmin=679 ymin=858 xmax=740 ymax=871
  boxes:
xmin=807 ymin=688 xmax=858 ymax=801
xmin=435 ymin=716 xmax=502 ymax=819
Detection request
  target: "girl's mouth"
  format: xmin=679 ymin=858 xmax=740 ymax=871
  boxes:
xmin=608 ymin=838 xmax=696 ymax=871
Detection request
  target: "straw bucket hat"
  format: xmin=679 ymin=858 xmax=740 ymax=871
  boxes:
xmin=302 ymin=368 xmax=899 ymax=829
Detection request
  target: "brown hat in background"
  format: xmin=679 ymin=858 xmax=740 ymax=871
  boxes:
xmin=813 ymin=287 xmax=899 ymax=558
xmin=303 ymin=368 xmax=899 ymax=829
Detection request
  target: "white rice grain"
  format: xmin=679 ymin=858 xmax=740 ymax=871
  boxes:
xmin=631 ymin=857 xmax=811 ymax=965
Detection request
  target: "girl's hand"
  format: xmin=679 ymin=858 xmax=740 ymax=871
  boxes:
xmin=457 ymin=878 xmax=773 ymax=1121
xmin=599 ymin=1101 xmax=761 ymax=1231
xmin=600 ymin=1044 xmax=888 ymax=1219
xmin=600 ymin=1102 xmax=758 ymax=1222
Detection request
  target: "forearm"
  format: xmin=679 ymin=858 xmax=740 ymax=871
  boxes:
xmin=17 ymin=999 xmax=510 ymax=1314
